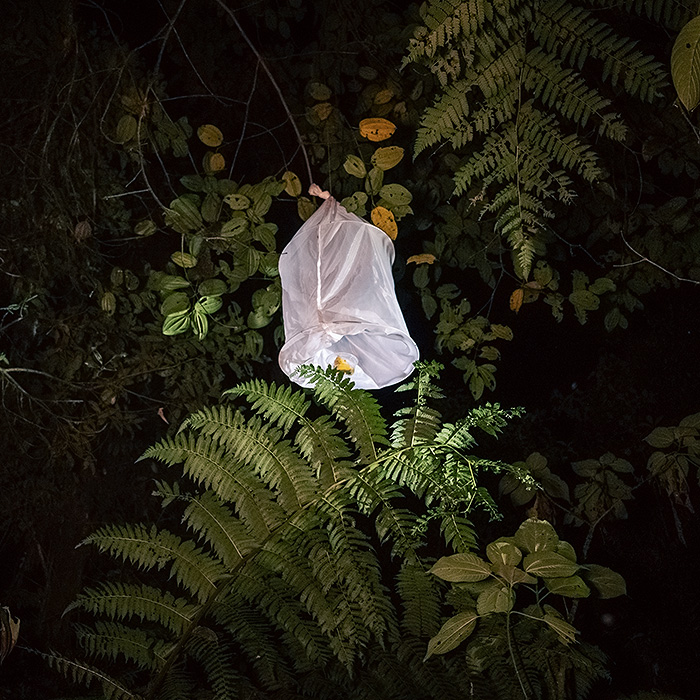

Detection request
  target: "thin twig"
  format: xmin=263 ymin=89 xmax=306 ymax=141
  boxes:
xmin=212 ymin=0 xmax=314 ymax=187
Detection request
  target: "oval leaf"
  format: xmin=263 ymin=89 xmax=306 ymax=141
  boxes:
xmin=197 ymin=124 xmax=223 ymax=147
xmin=583 ymin=564 xmax=627 ymax=598
xmin=359 ymin=117 xmax=396 ymax=142
xmin=429 ymin=553 xmax=491 ymax=582
xmin=371 ymin=146 xmax=404 ymax=170
xmin=171 ymin=251 xmax=198 ymax=269
xmin=514 ymin=519 xmax=559 ymax=553
xmin=477 ymin=583 xmax=515 ymax=615
xmin=203 ymin=152 xmax=225 ymax=173
xmin=115 ymin=114 xmax=137 ymax=144
xmin=282 ymin=171 xmax=302 ymax=197
xmin=672 ymin=16 xmax=700 ymax=111
xmin=524 ymin=551 xmax=579 ymax=578
xmin=544 ymin=575 xmax=591 ymax=598
xmin=378 ymin=183 xmax=413 ymax=206
xmin=424 ymin=610 xmax=478 ymax=660
xmin=371 ymin=205 xmax=398 ymax=240
xmin=486 ymin=540 xmax=522 ymax=567
xmin=344 ymin=155 xmax=367 ymax=178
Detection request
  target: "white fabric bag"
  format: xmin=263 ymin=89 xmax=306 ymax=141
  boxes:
xmin=278 ymin=196 xmax=419 ymax=389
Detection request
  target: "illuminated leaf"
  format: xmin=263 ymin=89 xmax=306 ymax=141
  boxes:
xmin=197 ymin=124 xmax=223 ymax=147
xmin=0 ymin=606 xmax=20 ymax=663
xmin=543 ymin=606 xmax=578 ymax=645
xmin=476 ymin=583 xmax=515 ymax=615
xmin=371 ymin=206 xmax=398 ymax=240
xmin=510 ymin=288 xmax=524 ymax=312
xmin=672 ymin=16 xmax=700 ymax=111
xmin=162 ymin=310 xmax=191 ymax=336
xmin=371 ymin=146 xmax=404 ymax=170
xmin=429 ymin=553 xmax=491 ymax=582
xmin=374 ymin=88 xmax=394 ymax=104
xmin=524 ymin=551 xmax=579 ymax=578
xmin=282 ymin=171 xmax=302 ymax=197
xmin=424 ymin=610 xmax=479 ymax=660
xmin=514 ymin=519 xmax=559 ymax=553
xmin=544 ymin=575 xmax=590 ymax=598
xmin=378 ymin=183 xmax=412 ymax=206
xmin=365 ymin=166 xmax=384 ymax=195
xmin=486 ymin=540 xmax=522 ymax=567
xmin=100 ymin=292 xmax=116 ymax=315
xmin=344 ymin=155 xmax=367 ymax=178
xmin=308 ymin=81 xmax=332 ymax=101
xmin=161 ymin=292 xmax=190 ymax=316
xmin=202 ymin=152 xmax=225 ymax=173
xmin=407 ymin=253 xmax=436 ymax=265
xmin=198 ymin=279 xmax=227 ymax=297
xmin=134 ymin=220 xmax=156 ymax=236
xmin=171 ymin=252 xmax=198 ymax=268
xmin=224 ymin=193 xmax=251 ymax=210
xmin=359 ymin=117 xmax=396 ymax=142
xmin=583 ymin=564 xmax=627 ymax=598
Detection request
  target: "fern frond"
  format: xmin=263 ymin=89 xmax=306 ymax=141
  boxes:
xmin=145 ymin=432 xmax=285 ymax=537
xmin=296 ymin=414 xmax=354 ymax=489
xmin=440 ymin=513 xmax=478 ymax=552
xmin=397 ymin=560 xmax=442 ymax=637
xmin=81 ymin=524 xmax=226 ymax=603
xmin=66 ymin=582 xmax=197 ymax=636
xmin=75 ymin=621 xmax=170 ymax=670
xmin=298 ymin=366 xmax=388 ymax=463
xmin=44 ymin=651 xmax=142 ymax=700
xmin=536 ymin=0 xmax=667 ymax=100
xmin=186 ymin=636 xmax=243 ymax=700
xmin=223 ymin=379 xmax=311 ymax=433
xmin=589 ymin=0 xmax=693 ymax=30
xmin=415 ymin=81 xmax=473 ymax=155
xmin=182 ymin=490 xmax=259 ymax=569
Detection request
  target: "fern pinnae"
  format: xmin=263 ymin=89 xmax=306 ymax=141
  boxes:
xmin=299 ymin=366 xmax=388 ymax=463
xmin=440 ymin=512 xmax=478 ymax=552
xmin=81 ymin=524 xmax=227 ymax=604
xmin=75 ymin=621 xmax=170 ymax=671
xmin=66 ymin=582 xmax=197 ymax=636
xmin=44 ymin=652 xmax=143 ymax=700
xmin=223 ymin=379 xmax=311 ymax=433
xmin=182 ymin=490 xmax=259 ymax=569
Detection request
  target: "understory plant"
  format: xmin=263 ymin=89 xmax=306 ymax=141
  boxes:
xmin=48 ymin=362 xmax=529 ymax=699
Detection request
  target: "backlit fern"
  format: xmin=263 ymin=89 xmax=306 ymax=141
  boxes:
xmin=53 ymin=362 xmax=526 ymax=699
xmin=405 ymin=0 xmax=684 ymax=279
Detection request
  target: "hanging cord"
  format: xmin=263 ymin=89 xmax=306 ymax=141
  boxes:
xmin=212 ymin=0 xmax=314 ymax=188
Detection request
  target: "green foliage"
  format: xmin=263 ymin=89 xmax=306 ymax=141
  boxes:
xmin=55 ymin=363 xmax=526 ymax=697
xmin=406 ymin=0 xmax=669 ymax=280
xmin=426 ymin=518 xmax=624 ymax=697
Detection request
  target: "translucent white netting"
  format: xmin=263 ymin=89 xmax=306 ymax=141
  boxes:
xmin=278 ymin=196 xmax=419 ymax=389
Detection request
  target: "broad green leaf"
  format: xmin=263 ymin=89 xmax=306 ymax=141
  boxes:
xmin=524 ymin=551 xmax=579 ymax=578
xmin=155 ymin=274 xmax=190 ymax=292
xmin=543 ymin=606 xmax=578 ymax=645
xmin=680 ymin=412 xmax=700 ymax=429
xmin=160 ymin=292 xmax=190 ymax=316
xmin=201 ymin=193 xmax=221 ymax=223
xmin=344 ymin=155 xmax=367 ymax=178
xmin=198 ymin=279 xmax=227 ymax=297
xmin=644 ymin=427 xmax=676 ymax=448
xmin=134 ymin=220 xmax=157 ymax=236
xmin=365 ymin=166 xmax=384 ymax=195
xmin=491 ymin=562 xmax=536 ymax=586
xmin=544 ymin=575 xmax=590 ymax=598
xmin=589 ymin=277 xmax=616 ymax=294
xmin=486 ymin=540 xmax=522 ymax=567
xmin=224 ymin=194 xmax=251 ymax=211
xmin=429 ymin=553 xmax=491 ymax=582
xmin=555 ymin=541 xmax=577 ymax=563
xmin=513 ymin=519 xmax=559 ymax=553
xmin=672 ymin=16 xmax=700 ymax=111
xmin=297 ymin=197 xmax=316 ymax=221
xmin=476 ymin=582 xmax=515 ymax=615
xmin=340 ymin=191 xmax=368 ymax=216
xmin=171 ymin=252 xmax=198 ymax=269
xmin=282 ymin=171 xmax=302 ymax=197
xmin=308 ymin=81 xmax=332 ymax=101
xmin=424 ymin=609 xmax=479 ymax=660
xmin=378 ymin=183 xmax=413 ymax=206
xmin=180 ymin=174 xmax=205 ymax=192
xmin=583 ymin=564 xmax=627 ymax=598
xmin=371 ymin=145 xmax=404 ymax=170
xmin=162 ymin=310 xmax=191 ymax=336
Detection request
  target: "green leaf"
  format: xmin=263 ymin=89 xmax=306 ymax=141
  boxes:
xmin=344 ymin=155 xmax=367 ymax=178
xmin=476 ymin=582 xmax=515 ymax=615
xmin=224 ymin=193 xmax=251 ymax=210
xmin=524 ymin=551 xmax=579 ymax=578
xmin=513 ymin=519 xmax=559 ymax=553
xmin=424 ymin=609 xmax=479 ymax=660
xmin=544 ymin=575 xmax=590 ymax=598
xmin=378 ymin=183 xmax=413 ymax=207
xmin=197 ymin=296 xmax=223 ymax=314
xmin=583 ymin=564 xmax=627 ymax=598
xmin=644 ymin=427 xmax=676 ymax=448
xmin=115 ymin=114 xmax=137 ymax=144
xmin=340 ymin=191 xmax=368 ymax=216
xmin=365 ymin=166 xmax=384 ymax=195
xmin=162 ymin=310 xmax=191 ymax=336
xmin=672 ymin=16 xmax=700 ymax=111
xmin=429 ymin=553 xmax=491 ymax=582
xmin=160 ymin=292 xmax=190 ymax=316
xmin=486 ymin=540 xmax=522 ymax=567
xmin=134 ymin=220 xmax=157 ymax=237
xmin=588 ymin=277 xmax=616 ymax=294
xmin=198 ymin=279 xmax=227 ymax=297
xmin=371 ymin=146 xmax=404 ymax=171
xmin=543 ymin=606 xmax=578 ymax=645
xmin=171 ymin=252 xmax=198 ymax=269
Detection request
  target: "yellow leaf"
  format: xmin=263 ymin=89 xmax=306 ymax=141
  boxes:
xmin=197 ymin=124 xmax=223 ymax=147
xmin=282 ymin=171 xmax=302 ymax=197
xmin=333 ymin=356 xmax=354 ymax=374
xmin=407 ymin=253 xmax=436 ymax=265
xmin=171 ymin=251 xmax=198 ymax=268
xmin=312 ymin=102 xmax=333 ymax=121
xmin=359 ymin=117 xmax=396 ymax=142
xmin=374 ymin=88 xmax=394 ymax=105
xmin=371 ymin=146 xmax=404 ymax=171
xmin=510 ymin=288 xmax=524 ymax=313
xmin=202 ymin=151 xmax=225 ymax=173
xmin=371 ymin=206 xmax=398 ymax=240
